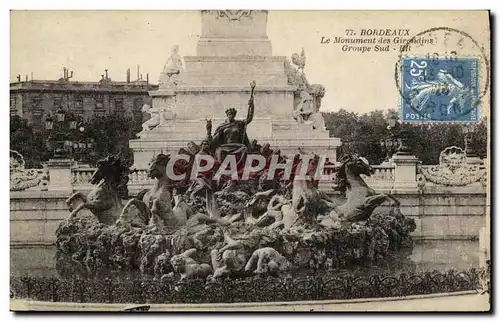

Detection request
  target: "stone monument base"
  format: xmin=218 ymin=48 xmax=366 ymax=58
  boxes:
xmin=55 ymin=203 xmax=416 ymax=280
xmin=130 ymin=118 xmax=341 ymax=169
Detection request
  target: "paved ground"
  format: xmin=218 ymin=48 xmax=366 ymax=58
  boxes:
xmin=10 ymin=291 xmax=490 ymax=312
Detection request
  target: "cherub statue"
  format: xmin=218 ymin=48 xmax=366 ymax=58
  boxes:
xmin=170 ymin=248 xmax=213 ymax=281
xmin=209 ymin=233 xmax=248 ymax=280
xmin=245 ymin=192 xmax=291 ymax=229
xmin=244 ymin=247 xmax=291 ymax=276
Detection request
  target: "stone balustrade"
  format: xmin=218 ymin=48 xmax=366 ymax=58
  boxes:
xmin=128 ymin=169 xmax=154 ymax=185
xmin=71 ymin=168 xmax=94 ymax=185
xmin=10 ymin=147 xmax=489 ymax=245
xmin=364 ymin=164 xmax=395 ymax=181
xmin=68 ymin=163 xmax=397 ymax=192
xmin=10 ymin=146 xmax=487 ymax=196
xmin=54 ymin=150 xmax=487 ymax=195
xmin=320 ymin=163 xmax=395 ymax=191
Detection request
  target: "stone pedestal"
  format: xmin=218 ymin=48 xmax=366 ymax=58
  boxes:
xmin=198 ymin=10 xmax=272 ymax=57
xmin=130 ymin=117 xmax=341 ymax=169
xmin=47 ymin=159 xmax=74 ymax=192
xmin=130 ymin=10 xmax=342 ymax=169
xmin=391 ymin=154 xmax=419 ymax=193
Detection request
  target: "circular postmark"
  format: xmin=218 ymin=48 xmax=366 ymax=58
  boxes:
xmin=394 ymin=27 xmax=490 ymax=123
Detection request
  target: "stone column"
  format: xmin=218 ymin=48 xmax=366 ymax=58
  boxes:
xmin=391 ymin=154 xmax=419 ymax=193
xmin=47 ymin=158 xmax=74 ymax=192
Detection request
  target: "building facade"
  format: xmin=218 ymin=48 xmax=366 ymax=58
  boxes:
xmin=10 ymin=71 xmax=158 ymax=132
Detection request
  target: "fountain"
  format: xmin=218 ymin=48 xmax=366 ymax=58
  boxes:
xmin=55 ymin=9 xmax=415 ymax=290
xmin=55 ymin=79 xmax=416 ymax=282
xmin=9 ymin=10 xmax=487 ymax=306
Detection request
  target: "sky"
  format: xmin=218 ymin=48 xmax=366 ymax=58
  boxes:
xmin=10 ymin=10 xmax=490 ymax=113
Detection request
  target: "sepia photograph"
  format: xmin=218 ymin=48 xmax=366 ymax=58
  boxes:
xmin=8 ymin=7 xmax=491 ymax=312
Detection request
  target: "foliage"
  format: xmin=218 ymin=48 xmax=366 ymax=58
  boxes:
xmin=10 ymin=268 xmax=482 ymax=303
xmin=80 ymin=114 xmax=142 ymax=166
xmin=10 ymin=116 xmax=47 ymax=168
xmin=322 ymin=109 xmax=488 ymax=165
xmin=10 ymin=114 xmax=142 ymax=167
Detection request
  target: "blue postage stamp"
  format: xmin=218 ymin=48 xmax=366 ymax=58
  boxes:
xmin=400 ymin=57 xmax=480 ymax=123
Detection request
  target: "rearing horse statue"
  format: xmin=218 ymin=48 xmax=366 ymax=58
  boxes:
xmin=66 ymin=154 xmax=130 ymax=225
xmin=118 ymin=154 xmax=188 ymax=231
xmin=321 ymin=154 xmax=400 ymax=224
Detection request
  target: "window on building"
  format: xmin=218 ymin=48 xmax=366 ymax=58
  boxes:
xmin=32 ymin=97 xmax=42 ymax=110
xmin=93 ymin=94 xmax=105 ymax=116
xmin=94 ymin=109 xmax=105 ymax=117
xmin=134 ymin=98 xmax=143 ymax=111
xmin=54 ymin=96 xmax=62 ymax=109
xmin=75 ymin=97 xmax=84 ymax=110
xmin=32 ymin=97 xmax=43 ymax=117
xmin=95 ymin=98 xmax=104 ymax=109
xmin=75 ymin=108 xmax=84 ymax=117
xmin=114 ymin=98 xmax=124 ymax=111
xmin=10 ymin=97 xmax=16 ymax=116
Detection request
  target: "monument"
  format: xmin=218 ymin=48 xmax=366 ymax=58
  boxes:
xmin=130 ymin=10 xmax=341 ymax=169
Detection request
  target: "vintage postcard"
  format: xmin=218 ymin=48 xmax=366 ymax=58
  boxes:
xmin=9 ymin=10 xmax=491 ymax=312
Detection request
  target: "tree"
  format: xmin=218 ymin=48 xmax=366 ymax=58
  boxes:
xmin=83 ymin=114 xmax=142 ymax=165
xmin=10 ymin=115 xmax=47 ymax=168
xmin=322 ymin=109 xmax=488 ymax=165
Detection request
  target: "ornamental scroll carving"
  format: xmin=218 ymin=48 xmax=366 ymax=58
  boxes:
xmin=416 ymin=146 xmax=487 ymax=187
xmin=10 ymin=150 xmax=49 ymax=191
xmin=213 ymin=10 xmax=254 ymax=21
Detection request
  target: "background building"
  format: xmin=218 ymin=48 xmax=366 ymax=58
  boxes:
xmin=10 ymin=68 xmax=158 ymax=133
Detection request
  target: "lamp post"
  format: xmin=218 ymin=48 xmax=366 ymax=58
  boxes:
xmin=73 ymin=123 xmax=95 ymax=164
xmin=68 ymin=113 xmax=77 ymax=130
xmin=45 ymin=112 xmax=68 ymax=158
xmin=461 ymin=124 xmax=476 ymax=158
xmin=379 ymin=116 xmax=406 ymax=162
xmin=44 ymin=111 xmax=92 ymax=162
xmin=379 ymin=137 xmax=397 ymax=162
xmin=387 ymin=116 xmax=412 ymax=156
xmin=56 ymin=107 xmax=66 ymax=122
xmin=45 ymin=114 xmax=54 ymax=131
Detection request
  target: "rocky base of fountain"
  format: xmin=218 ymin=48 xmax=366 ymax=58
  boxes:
xmin=55 ymin=197 xmax=416 ymax=281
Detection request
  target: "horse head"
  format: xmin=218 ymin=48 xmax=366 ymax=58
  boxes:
xmin=148 ymin=154 xmax=171 ymax=179
xmin=335 ymin=154 xmax=374 ymax=195
xmin=91 ymin=154 xmax=118 ymax=184
xmin=91 ymin=154 xmax=130 ymax=190
xmin=339 ymin=154 xmax=374 ymax=177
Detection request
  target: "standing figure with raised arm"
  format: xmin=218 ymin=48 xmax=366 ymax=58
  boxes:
xmin=207 ymin=81 xmax=256 ymax=192
xmin=210 ymin=81 xmax=256 ymax=163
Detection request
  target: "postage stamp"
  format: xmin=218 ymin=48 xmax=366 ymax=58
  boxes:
xmin=401 ymin=57 xmax=480 ymax=123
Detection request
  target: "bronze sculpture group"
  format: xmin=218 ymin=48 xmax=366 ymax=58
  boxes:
xmin=63 ymin=82 xmax=406 ymax=281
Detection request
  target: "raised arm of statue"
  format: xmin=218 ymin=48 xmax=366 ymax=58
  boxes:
xmin=206 ymin=118 xmax=212 ymax=136
xmin=245 ymin=81 xmax=256 ymax=125
xmin=205 ymin=118 xmax=213 ymax=145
